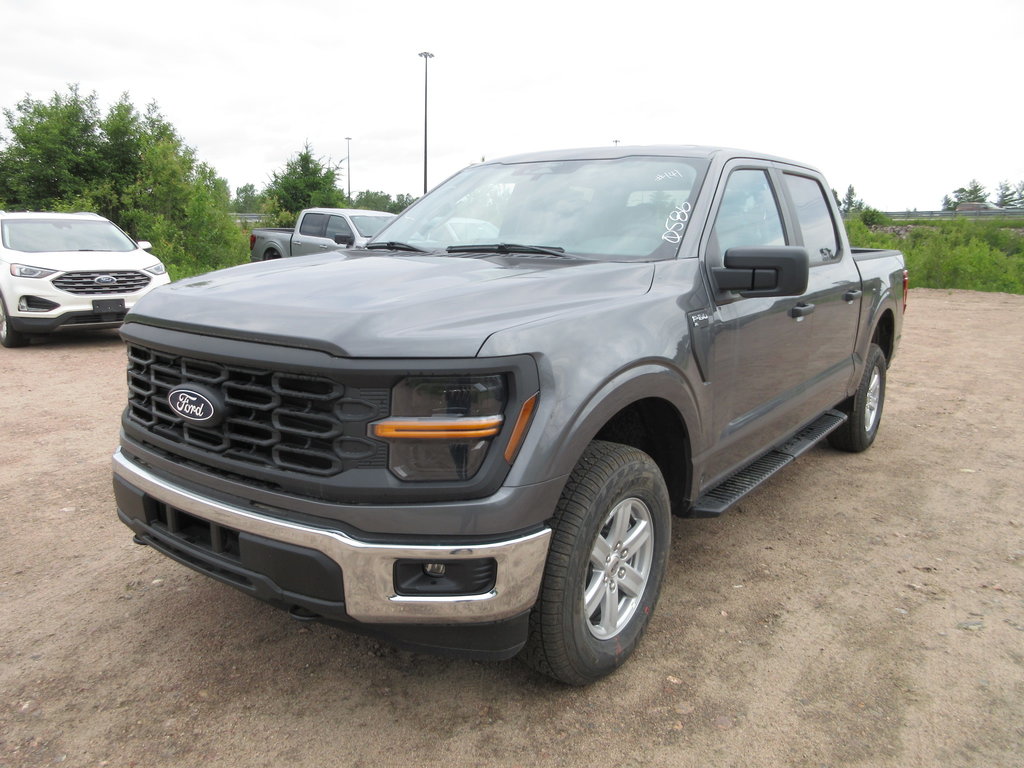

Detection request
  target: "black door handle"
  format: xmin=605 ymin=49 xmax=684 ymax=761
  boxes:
xmin=790 ymin=303 xmax=815 ymax=319
xmin=844 ymin=289 xmax=863 ymax=302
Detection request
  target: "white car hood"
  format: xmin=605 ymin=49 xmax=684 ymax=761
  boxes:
xmin=5 ymin=248 xmax=161 ymax=272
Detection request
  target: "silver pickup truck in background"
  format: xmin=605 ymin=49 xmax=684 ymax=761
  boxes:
xmin=249 ymin=208 xmax=394 ymax=261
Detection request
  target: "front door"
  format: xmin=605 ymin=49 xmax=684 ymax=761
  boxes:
xmin=701 ymin=165 xmax=813 ymax=484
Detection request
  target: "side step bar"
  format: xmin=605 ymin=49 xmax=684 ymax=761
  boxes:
xmin=690 ymin=409 xmax=847 ymax=517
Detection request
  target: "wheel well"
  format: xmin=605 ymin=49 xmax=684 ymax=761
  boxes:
xmin=872 ymin=309 xmax=895 ymax=362
xmin=593 ymin=398 xmax=690 ymax=515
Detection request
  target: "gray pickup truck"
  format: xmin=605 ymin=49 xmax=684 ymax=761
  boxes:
xmin=113 ymin=146 xmax=906 ymax=685
xmin=248 ymin=207 xmax=394 ymax=261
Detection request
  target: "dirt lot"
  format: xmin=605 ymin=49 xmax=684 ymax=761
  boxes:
xmin=1 ymin=288 xmax=1022 ymax=768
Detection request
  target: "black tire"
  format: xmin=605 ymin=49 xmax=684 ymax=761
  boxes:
xmin=0 ymin=297 xmax=30 ymax=348
xmin=828 ymin=343 xmax=886 ymax=453
xmin=520 ymin=440 xmax=671 ymax=685
xmin=264 ymin=248 xmax=281 ymax=260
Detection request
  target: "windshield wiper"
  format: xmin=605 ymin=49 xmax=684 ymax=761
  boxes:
xmin=365 ymin=241 xmax=429 ymax=253
xmin=446 ymin=243 xmax=569 ymax=258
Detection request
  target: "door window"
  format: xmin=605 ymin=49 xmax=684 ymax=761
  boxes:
xmin=783 ymin=174 xmax=840 ymax=265
xmin=326 ymin=216 xmax=354 ymax=240
xmin=298 ymin=213 xmax=328 ymax=237
xmin=710 ymin=169 xmax=786 ymax=260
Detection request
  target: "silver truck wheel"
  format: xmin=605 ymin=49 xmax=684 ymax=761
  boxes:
xmin=828 ymin=343 xmax=886 ymax=452
xmin=583 ymin=496 xmax=655 ymax=640
xmin=520 ymin=440 xmax=670 ymax=685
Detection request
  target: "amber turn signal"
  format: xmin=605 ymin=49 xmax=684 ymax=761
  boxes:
xmin=372 ymin=415 xmax=504 ymax=440
xmin=503 ymin=393 xmax=539 ymax=463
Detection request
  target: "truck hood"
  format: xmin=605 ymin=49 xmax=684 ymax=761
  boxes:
xmin=126 ymin=252 xmax=655 ymax=357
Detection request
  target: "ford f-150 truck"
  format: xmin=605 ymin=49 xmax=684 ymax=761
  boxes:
xmin=113 ymin=146 xmax=906 ymax=685
xmin=249 ymin=208 xmax=394 ymax=261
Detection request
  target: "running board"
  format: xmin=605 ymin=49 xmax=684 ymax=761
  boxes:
xmin=690 ymin=409 xmax=847 ymax=517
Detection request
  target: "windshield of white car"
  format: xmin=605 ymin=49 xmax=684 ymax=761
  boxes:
xmin=1 ymin=219 xmax=137 ymax=253
xmin=350 ymin=215 xmax=394 ymax=238
xmin=368 ymin=155 xmax=708 ymax=261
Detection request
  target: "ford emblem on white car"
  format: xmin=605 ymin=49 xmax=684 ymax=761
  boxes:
xmin=95 ymin=275 xmax=118 ymax=284
xmin=167 ymin=386 xmax=219 ymax=424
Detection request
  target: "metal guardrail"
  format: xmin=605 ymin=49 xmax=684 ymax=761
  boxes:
xmin=881 ymin=210 xmax=1024 ymax=220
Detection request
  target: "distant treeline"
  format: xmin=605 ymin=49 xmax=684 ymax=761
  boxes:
xmin=845 ymin=214 xmax=1024 ymax=294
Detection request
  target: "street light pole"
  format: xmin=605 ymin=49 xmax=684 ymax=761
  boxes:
xmin=344 ymin=136 xmax=352 ymax=200
xmin=418 ymin=51 xmax=434 ymax=195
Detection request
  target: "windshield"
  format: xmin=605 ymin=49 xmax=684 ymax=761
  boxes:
xmin=350 ymin=215 xmax=394 ymax=238
xmin=370 ymin=155 xmax=708 ymax=260
xmin=1 ymin=219 xmax=137 ymax=253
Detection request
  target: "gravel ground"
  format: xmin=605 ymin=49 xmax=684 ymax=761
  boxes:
xmin=1 ymin=287 xmax=1022 ymax=767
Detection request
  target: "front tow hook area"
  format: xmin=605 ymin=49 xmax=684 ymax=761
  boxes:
xmin=288 ymin=605 xmax=322 ymax=621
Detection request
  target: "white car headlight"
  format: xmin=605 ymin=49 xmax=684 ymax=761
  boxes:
xmin=145 ymin=263 xmax=167 ymax=276
xmin=10 ymin=264 xmax=58 ymax=279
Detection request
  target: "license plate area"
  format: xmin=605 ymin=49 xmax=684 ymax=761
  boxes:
xmin=93 ymin=299 xmax=126 ymax=313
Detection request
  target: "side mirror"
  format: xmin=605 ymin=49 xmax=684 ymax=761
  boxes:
xmin=713 ymin=246 xmax=809 ymax=298
xmin=137 ymin=240 xmax=153 ymax=250
xmin=333 ymin=233 xmax=355 ymax=248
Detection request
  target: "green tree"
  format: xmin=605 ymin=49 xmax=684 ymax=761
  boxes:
xmin=943 ymin=179 xmax=988 ymax=210
xmin=264 ymin=142 xmax=344 ymax=214
xmin=352 ymin=190 xmax=418 ymax=214
xmin=840 ymin=185 xmax=865 ymax=216
xmin=232 ymin=183 xmax=262 ymax=212
xmin=994 ymin=180 xmax=1024 ymax=209
xmin=0 ymin=85 xmax=247 ymax=279
xmin=0 ymin=84 xmax=103 ymax=208
xmin=391 ymin=193 xmax=417 ymax=213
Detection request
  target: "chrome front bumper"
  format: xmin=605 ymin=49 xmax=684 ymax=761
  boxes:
xmin=112 ymin=450 xmax=551 ymax=624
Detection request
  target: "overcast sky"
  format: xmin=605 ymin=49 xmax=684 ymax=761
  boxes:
xmin=2 ymin=0 xmax=1021 ymax=211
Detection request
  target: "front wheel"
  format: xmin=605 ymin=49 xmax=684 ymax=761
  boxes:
xmin=520 ymin=440 xmax=671 ymax=685
xmin=0 ymin=298 xmax=30 ymax=348
xmin=828 ymin=343 xmax=886 ymax=452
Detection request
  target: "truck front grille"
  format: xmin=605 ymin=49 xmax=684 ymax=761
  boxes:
xmin=125 ymin=344 xmax=389 ymax=478
xmin=53 ymin=270 xmax=151 ymax=294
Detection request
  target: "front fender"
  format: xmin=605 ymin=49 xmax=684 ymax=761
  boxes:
xmin=503 ymin=356 xmax=701 ymax=491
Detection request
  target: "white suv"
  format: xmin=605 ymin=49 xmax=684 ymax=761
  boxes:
xmin=0 ymin=211 xmax=171 ymax=347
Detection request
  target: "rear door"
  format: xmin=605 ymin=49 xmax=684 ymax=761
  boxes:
xmin=290 ymin=212 xmax=336 ymax=257
xmin=780 ymin=171 xmax=861 ymax=407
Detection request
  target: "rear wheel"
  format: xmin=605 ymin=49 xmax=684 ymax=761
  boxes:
xmin=520 ymin=440 xmax=671 ymax=685
xmin=828 ymin=343 xmax=886 ymax=452
xmin=0 ymin=298 xmax=30 ymax=348
xmin=264 ymin=248 xmax=281 ymax=260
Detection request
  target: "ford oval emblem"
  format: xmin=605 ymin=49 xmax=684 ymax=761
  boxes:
xmin=167 ymin=387 xmax=218 ymax=424
xmin=95 ymin=275 xmax=118 ymax=284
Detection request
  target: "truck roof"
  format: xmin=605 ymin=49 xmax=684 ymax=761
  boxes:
xmin=303 ymin=208 xmax=395 ymax=217
xmin=483 ymin=145 xmax=816 ymax=171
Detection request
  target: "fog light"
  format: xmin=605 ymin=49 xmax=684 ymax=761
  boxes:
xmin=19 ymin=296 xmax=60 ymax=312
xmin=394 ymin=558 xmax=497 ymax=596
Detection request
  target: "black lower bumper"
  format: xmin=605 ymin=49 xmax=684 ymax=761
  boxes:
xmin=10 ymin=308 xmax=126 ymax=333
xmin=114 ymin=475 xmax=531 ymax=660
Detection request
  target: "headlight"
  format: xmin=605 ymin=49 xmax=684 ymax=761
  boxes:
xmin=10 ymin=264 xmax=57 ymax=279
xmin=145 ymin=263 xmax=167 ymax=275
xmin=371 ymin=375 xmax=507 ymax=481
